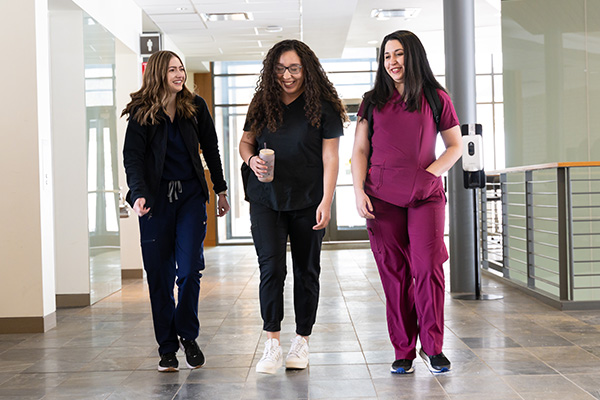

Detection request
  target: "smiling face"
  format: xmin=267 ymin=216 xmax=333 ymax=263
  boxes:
xmin=384 ymin=39 xmax=405 ymax=89
xmin=166 ymin=56 xmax=185 ymax=95
xmin=275 ymin=50 xmax=304 ymax=104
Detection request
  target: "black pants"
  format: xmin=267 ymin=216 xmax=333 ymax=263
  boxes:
xmin=139 ymin=179 xmax=207 ymax=355
xmin=250 ymin=202 xmax=325 ymax=336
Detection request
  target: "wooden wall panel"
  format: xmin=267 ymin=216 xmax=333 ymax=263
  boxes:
xmin=194 ymin=71 xmax=218 ymax=247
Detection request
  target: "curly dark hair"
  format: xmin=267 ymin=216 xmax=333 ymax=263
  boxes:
xmin=364 ymin=30 xmax=446 ymax=113
xmin=246 ymin=40 xmax=348 ymax=137
xmin=121 ymin=50 xmax=196 ymax=125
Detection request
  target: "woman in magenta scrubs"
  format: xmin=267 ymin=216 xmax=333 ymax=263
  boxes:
xmin=351 ymin=30 xmax=462 ymax=374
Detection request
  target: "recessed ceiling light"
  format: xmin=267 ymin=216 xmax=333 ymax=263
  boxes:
xmin=265 ymin=25 xmax=283 ymax=33
xmin=201 ymin=12 xmax=253 ymax=22
xmin=371 ymin=8 xmax=421 ymax=20
xmin=175 ymin=7 xmax=187 ymax=11
xmin=367 ymin=40 xmax=378 ymax=45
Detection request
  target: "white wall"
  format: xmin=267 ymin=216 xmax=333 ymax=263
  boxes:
xmin=115 ymin=39 xmax=143 ymax=272
xmin=72 ymin=0 xmax=142 ymax=54
xmin=36 ymin=0 xmax=57 ymax=317
xmin=49 ymin=8 xmax=90 ymax=295
xmin=0 ymin=0 xmax=55 ymax=319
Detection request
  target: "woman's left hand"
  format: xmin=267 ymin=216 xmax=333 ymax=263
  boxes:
xmin=216 ymin=194 xmax=230 ymax=217
xmin=313 ymin=201 xmax=331 ymax=230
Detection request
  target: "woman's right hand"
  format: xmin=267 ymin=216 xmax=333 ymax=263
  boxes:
xmin=249 ymin=155 xmax=268 ymax=179
xmin=133 ymin=197 xmax=150 ymax=217
xmin=355 ymin=189 xmax=375 ymax=219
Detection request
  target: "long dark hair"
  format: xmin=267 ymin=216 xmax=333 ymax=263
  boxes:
xmin=121 ymin=50 xmax=196 ymax=125
xmin=364 ymin=30 xmax=446 ymax=113
xmin=246 ymin=39 xmax=348 ymax=137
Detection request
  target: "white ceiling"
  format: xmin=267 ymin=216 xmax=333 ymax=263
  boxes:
xmin=132 ymin=0 xmax=502 ymax=71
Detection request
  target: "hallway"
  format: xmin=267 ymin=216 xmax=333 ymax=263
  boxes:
xmin=1 ymin=245 xmax=600 ymax=399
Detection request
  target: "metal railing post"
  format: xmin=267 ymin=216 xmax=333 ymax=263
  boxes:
xmin=557 ymin=167 xmax=571 ymax=301
xmin=501 ymin=173 xmax=510 ymax=278
xmin=481 ymin=186 xmax=488 ymax=271
xmin=526 ymin=170 xmax=535 ymax=288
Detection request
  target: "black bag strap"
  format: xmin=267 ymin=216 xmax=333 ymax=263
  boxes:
xmin=365 ymin=102 xmax=375 ymax=139
xmin=423 ymin=86 xmax=442 ymax=132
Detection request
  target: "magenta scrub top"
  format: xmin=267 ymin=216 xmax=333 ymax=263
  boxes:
xmin=358 ymin=89 xmax=459 ymax=208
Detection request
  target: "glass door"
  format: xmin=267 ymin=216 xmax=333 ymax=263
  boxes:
xmin=84 ymin=14 xmax=121 ymax=303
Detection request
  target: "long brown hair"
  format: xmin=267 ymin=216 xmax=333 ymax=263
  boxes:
xmin=121 ymin=50 xmax=196 ymax=125
xmin=246 ymin=40 xmax=348 ymax=137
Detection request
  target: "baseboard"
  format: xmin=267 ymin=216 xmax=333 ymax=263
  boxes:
xmin=0 ymin=312 xmax=56 ymax=333
xmin=121 ymin=269 xmax=143 ymax=279
xmin=56 ymin=293 xmax=90 ymax=308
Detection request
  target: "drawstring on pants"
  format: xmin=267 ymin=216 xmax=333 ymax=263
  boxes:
xmin=167 ymin=180 xmax=182 ymax=202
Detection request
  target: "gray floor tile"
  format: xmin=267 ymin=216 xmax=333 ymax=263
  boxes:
xmin=308 ymin=364 xmax=371 ymax=380
xmin=175 ymin=382 xmax=245 ymax=400
xmin=504 ymin=374 xmax=597 ymax=398
xmin=436 ymin=374 xmax=519 ymax=396
xmin=460 ymin=336 xmax=521 ymax=349
xmin=309 ymin=379 xmax=377 ymax=399
xmin=371 ymin=375 xmax=448 ymax=399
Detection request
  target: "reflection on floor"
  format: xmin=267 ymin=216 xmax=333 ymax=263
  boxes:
xmin=2 ymin=245 xmax=600 ymax=399
xmin=89 ymin=247 xmax=121 ymax=304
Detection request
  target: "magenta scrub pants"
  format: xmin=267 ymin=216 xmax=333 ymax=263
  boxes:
xmin=366 ymin=190 xmax=448 ymax=360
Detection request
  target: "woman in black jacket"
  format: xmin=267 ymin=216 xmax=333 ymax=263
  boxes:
xmin=122 ymin=50 xmax=229 ymax=372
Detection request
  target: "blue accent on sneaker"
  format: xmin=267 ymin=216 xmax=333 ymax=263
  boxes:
xmin=390 ymin=359 xmax=414 ymax=374
xmin=419 ymin=348 xmax=451 ymax=373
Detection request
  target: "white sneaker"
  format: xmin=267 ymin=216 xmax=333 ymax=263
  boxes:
xmin=256 ymin=338 xmax=282 ymax=374
xmin=285 ymin=336 xmax=309 ymax=369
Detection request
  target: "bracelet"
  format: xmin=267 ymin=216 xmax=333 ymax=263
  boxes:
xmin=247 ymin=154 xmax=257 ymax=165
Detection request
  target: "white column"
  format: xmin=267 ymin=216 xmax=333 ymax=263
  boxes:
xmin=49 ymin=8 xmax=91 ymax=306
xmin=0 ymin=0 xmax=56 ymax=332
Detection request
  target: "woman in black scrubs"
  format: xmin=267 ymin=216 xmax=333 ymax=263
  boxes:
xmin=239 ymin=40 xmax=347 ymax=374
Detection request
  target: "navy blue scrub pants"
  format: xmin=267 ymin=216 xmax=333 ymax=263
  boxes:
xmin=250 ymin=202 xmax=325 ymax=336
xmin=138 ymin=178 xmax=207 ymax=355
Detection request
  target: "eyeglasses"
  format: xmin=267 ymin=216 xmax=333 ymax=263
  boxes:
xmin=274 ymin=64 xmax=302 ymax=75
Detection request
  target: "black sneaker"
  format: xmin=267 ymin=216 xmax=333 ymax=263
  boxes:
xmin=419 ymin=348 xmax=451 ymax=373
xmin=390 ymin=359 xmax=414 ymax=374
xmin=158 ymin=352 xmax=179 ymax=372
xmin=179 ymin=337 xmax=205 ymax=369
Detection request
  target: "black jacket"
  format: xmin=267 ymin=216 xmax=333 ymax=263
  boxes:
xmin=123 ymin=95 xmax=227 ymax=209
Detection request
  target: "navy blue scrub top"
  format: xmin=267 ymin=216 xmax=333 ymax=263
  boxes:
xmin=162 ymin=116 xmax=195 ymax=181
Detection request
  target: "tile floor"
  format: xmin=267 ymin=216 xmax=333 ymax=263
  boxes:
xmin=1 ymin=245 xmax=600 ymax=399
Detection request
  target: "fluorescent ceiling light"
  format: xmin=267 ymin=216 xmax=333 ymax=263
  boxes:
xmin=265 ymin=25 xmax=283 ymax=33
xmin=201 ymin=12 xmax=253 ymax=22
xmin=370 ymin=8 xmax=421 ymax=20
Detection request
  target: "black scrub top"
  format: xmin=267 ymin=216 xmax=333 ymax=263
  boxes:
xmin=243 ymin=93 xmax=343 ymax=211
